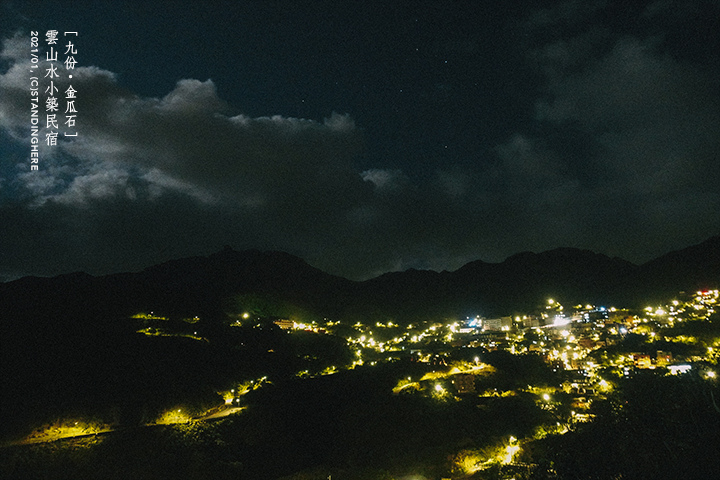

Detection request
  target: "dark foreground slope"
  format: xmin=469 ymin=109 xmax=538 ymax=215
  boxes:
xmin=1 ymin=236 xmax=718 ymax=440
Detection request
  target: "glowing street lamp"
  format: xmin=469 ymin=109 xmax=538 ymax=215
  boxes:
xmin=503 ymin=436 xmax=520 ymax=464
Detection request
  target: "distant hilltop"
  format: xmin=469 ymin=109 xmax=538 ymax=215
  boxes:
xmin=0 ymin=235 xmax=718 ymax=324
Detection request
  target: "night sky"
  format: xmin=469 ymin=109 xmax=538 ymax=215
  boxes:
xmin=1 ymin=0 xmax=719 ymax=282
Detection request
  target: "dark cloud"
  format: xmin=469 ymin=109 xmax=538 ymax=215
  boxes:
xmin=0 ymin=34 xmax=373 ymax=278
xmin=491 ymin=0 xmax=720 ymax=262
xmin=1 ymin=1 xmax=719 ymax=281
